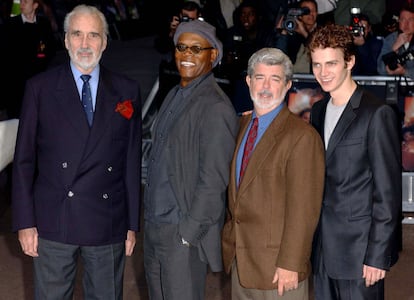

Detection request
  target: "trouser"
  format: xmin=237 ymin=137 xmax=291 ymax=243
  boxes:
xmin=231 ymin=260 xmax=309 ymax=300
xmin=34 ymin=238 xmax=125 ymax=300
xmin=144 ymin=222 xmax=208 ymax=300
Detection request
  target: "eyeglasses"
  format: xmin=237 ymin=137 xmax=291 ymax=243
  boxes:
xmin=175 ymin=44 xmax=214 ymax=55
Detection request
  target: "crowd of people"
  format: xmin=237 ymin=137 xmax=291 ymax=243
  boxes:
xmin=152 ymin=0 xmax=414 ymax=114
xmin=0 ymin=1 xmax=408 ymax=300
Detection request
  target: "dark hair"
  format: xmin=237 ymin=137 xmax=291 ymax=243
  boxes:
xmin=401 ymin=2 xmax=414 ymax=14
xmin=238 ymin=0 xmax=258 ymax=11
xmin=299 ymin=0 xmax=318 ymax=11
xmin=181 ymin=1 xmax=201 ymax=13
xmin=307 ymin=24 xmax=355 ymax=63
xmin=358 ymin=13 xmax=370 ymax=23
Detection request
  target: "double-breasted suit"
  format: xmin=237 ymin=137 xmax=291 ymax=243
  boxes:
xmin=310 ymin=86 xmax=401 ymax=280
xmin=222 ymin=106 xmax=325 ymax=289
xmin=12 ymin=63 xmax=141 ymax=246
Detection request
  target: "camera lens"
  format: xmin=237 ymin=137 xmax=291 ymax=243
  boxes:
xmin=283 ymin=19 xmax=296 ymax=31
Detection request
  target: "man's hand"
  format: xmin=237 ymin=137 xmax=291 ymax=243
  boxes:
xmin=295 ymin=18 xmax=309 ymax=38
xmin=363 ymin=264 xmax=386 ymax=287
xmin=125 ymin=230 xmax=136 ymax=256
xmin=393 ymin=32 xmax=411 ymax=52
xmin=18 ymin=227 xmax=39 ymax=257
xmin=386 ymin=64 xmax=406 ymax=75
xmin=169 ymin=16 xmax=180 ymax=37
xmin=272 ymin=267 xmax=299 ymax=296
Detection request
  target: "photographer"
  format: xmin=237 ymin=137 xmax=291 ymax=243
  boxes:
xmin=280 ymin=0 xmax=320 ymax=73
xmin=377 ymin=2 xmax=414 ymax=78
xmin=154 ymin=1 xmax=201 ymax=61
xmin=352 ymin=13 xmax=383 ymax=75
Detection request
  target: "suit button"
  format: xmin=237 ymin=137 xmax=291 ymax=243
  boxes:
xmin=62 ymin=162 xmax=68 ymax=168
xmin=236 ymin=220 xmax=240 ymax=224
xmin=68 ymin=191 xmax=74 ymax=197
xmin=102 ymin=193 xmax=109 ymax=199
xmin=107 ymin=166 xmax=113 ymax=172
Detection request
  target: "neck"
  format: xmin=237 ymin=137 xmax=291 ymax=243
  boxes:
xmin=23 ymin=12 xmax=36 ymax=22
xmin=330 ymin=79 xmax=357 ymax=106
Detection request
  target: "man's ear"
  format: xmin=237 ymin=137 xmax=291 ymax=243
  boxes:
xmin=245 ymin=74 xmax=251 ymax=88
xmin=210 ymin=49 xmax=219 ymax=66
xmin=346 ymin=55 xmax=356 ymax=70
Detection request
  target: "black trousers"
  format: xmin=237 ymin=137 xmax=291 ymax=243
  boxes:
xmin=144 ymin=222 xmax=208 ymax=300
xmin=313 ymin=253 xmax=385 ymax=300
xmin=34 ymin=238 xmax=125 ymax=300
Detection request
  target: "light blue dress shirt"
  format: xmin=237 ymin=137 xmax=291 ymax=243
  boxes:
xmin=71 ymin=62 xmax=99 ymax=111
xmin=236 ymin=103 xmax=284 ymax=185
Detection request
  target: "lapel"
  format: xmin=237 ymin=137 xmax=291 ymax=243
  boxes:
xmin=325 ymin=87 xmax=363 ymax=162
xmin=229 ymin=114 xmax=250 ymax=203
xmin=237 ymin=107 xmax=290 ymax=196
xmin=55 ymin=64 xmax=90 ymax=143
xmin=83 ymin=68 xmax=119 ymax=159
xmin=54 ymin=65 xmax=118 ymax=158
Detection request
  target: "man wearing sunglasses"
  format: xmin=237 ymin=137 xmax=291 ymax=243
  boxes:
xmin=143 ymin=19 xmax=239 ymax=300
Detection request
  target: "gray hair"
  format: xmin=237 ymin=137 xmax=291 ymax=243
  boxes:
xmin=63 ymin=5 xmax=109 ymax=37
xmin=247 ymin=48 xmax=293 ymax=83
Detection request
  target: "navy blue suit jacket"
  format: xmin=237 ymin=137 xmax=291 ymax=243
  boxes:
xmin=12 ymin=63 xmax=141 ymax=246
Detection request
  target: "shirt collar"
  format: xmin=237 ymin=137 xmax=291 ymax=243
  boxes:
xmin=21 ymin=14 xmax=36 ymax=24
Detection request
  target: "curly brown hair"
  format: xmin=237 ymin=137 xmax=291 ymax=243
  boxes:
xmin=307 ymin=24 xmax=355 ymax=63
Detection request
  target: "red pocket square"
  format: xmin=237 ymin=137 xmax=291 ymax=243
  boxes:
xmin=115 ymin=100 xmax=134 ymax=120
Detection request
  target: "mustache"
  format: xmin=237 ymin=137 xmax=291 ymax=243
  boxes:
xmin=258 ymin=90 xmax=273 ymax=98
xmin=77 ymin=48 xmax=93 ymax=55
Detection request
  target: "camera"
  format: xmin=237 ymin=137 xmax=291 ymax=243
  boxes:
xmin=382 ymin=49 xmax=414 ymax=71
xmin=180 ymin=15 xmax=191 ymax=22
xmin=282 ymin=7 xmax=310 ymax=34
xmin=348 ymin=7 xmax=365 ymax=37
xmin=179 ymin=15 xmax=204 ymax=22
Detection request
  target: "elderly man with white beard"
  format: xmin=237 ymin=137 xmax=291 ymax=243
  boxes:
xmin=221 ymin=47 xmax=325 ymax=300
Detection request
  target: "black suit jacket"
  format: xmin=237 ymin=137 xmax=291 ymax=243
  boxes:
xmin=311 ymin=86 xmax=402 ymax=279
xmin=12 ymin=63 xmax=141 ymax=246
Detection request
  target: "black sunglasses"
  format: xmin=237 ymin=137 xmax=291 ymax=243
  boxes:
xmin=175 ymin=43 xmax=214 ymax=55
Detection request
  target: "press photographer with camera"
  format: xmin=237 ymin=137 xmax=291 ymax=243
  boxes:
xmin=377 ymin=2 xmax=414 ymax=78
xmin=154 ymin=1 xmax=202 ymax=60
xmin=351 ymin=12 xmax=383 ymax=75
xmin=279 ymin=0 xmax=320 ymax=73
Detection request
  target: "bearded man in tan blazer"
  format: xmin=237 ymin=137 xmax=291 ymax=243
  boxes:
xmin=222 ymin=48 xmax=325 ymax=300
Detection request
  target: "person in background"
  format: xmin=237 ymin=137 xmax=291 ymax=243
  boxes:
xmin=377 ymin=2 xmax=414 ymax=79
xmin=292 ymin=0 xmax=319 ymax=73
xmin=222 ymin=0 xmax=281 ymax=113
xmin=143 ymin=19 xmax=238 ymax=300
xmin=278 ymin=0 xmax=320 ymax=74
xmin=223 ymin=0 xmax=277 ymax=77
xmin=2 ymin=0 xmax=57 ymax=119
xmin=201 ymin=0 xmax=240 ymax=43
xmin=352 ymin=13 xmax=383 ymax=75
xmin=154 ymin=1 xmax=201 ymax=62
xmin=12 ymin=5 xmax=141 ymax=299
xmin=308 ymin=24 xmax=401 ymax=300
xmin=221 ymin=47 xmax=325 ymax=300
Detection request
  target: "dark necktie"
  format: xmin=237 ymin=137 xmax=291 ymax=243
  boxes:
xmin=239 ymin=117 xmax=258 ymax=183
xmin=81 ymin=74 xmax=93 ymax=126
